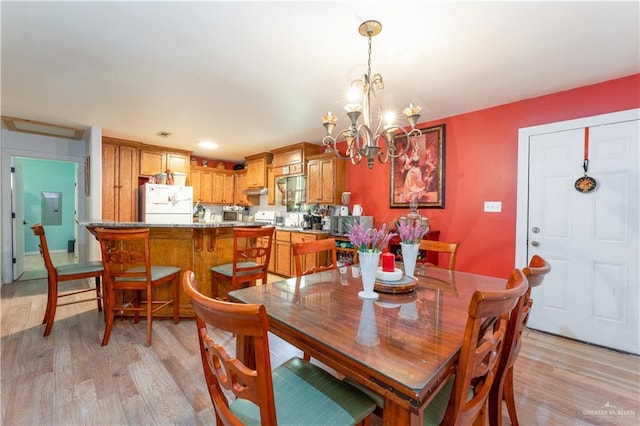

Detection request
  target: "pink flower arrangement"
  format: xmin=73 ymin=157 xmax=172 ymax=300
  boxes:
xmin=346 ymin=221 xmax=397 ymax=253
xmin=396 ymin=220 xmax=429 ymax=244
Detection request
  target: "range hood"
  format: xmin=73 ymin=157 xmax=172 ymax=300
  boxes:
xmin=243 ymin=187 xmax=268 ymax=195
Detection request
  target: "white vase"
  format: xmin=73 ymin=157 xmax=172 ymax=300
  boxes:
xmin=401 ymin=242 xmax=419 ymax=277
xmin=358 ymin=251 xmax=380 ymax=300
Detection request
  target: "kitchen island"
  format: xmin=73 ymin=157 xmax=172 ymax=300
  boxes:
xmin=84 ymin=221 xmax=266 ymax=317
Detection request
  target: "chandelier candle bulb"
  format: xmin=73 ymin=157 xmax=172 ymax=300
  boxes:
xmin=382 ymin=252 xmax=395 ymax=272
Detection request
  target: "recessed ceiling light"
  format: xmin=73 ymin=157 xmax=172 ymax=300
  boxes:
xmin=198 ymin=140 xmax=218 ymax=149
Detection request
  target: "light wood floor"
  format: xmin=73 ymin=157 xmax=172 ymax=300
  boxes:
xmin=1 ymin=277 xmax=639 ymax=425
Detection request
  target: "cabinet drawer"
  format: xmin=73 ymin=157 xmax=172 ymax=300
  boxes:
xmin=291 ymin=233 xmax=320 ymax=244
xmin=276 ymin=230 xmax=291 ymax=242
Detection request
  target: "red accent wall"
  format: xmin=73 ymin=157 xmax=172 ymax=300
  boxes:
xmin=347 ymin=74 xmax=640 ymax=277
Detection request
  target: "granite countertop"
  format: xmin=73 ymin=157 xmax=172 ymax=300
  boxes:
xmin=81 ymin=221 xmax=264 ymax=228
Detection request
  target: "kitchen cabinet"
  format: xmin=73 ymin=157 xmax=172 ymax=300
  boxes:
xmin=306 ymin=153 xmax=347 ymax=204
xmin=190 ymin=168 xmax=214 ymax=203
xmin=267 ymin=165 xmax=275 ymax=205
xmin=139 ymin=148 xmax=190 ymax=176
xmin=274 ymin=230 xmax=292 ymax=276
xmin=212 ymin=170 xmax=234 ymax=204
xmin=245 ymin=152 xmax=273 ymax=188
xmin=234 ymin=170 xmax=248 ymax=205
xmin=102 ymin=138 xmax=139 ymax=221
xmin=271 ymin=142 xmax=323 ymax=177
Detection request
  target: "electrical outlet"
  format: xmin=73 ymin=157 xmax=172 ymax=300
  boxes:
xmin=484 ymin=201 xmax=502 ymax=213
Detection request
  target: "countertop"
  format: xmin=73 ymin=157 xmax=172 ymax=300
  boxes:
xmin=81 ymin=221 xmax=264 ymax=228
xmin=81 ymin=221 xmax=331 ymax=235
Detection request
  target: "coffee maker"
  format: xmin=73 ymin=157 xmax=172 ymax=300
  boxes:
xmin=337 ymin=192 xmax=351 ymax=216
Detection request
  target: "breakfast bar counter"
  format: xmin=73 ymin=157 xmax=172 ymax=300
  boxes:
xmin=84 ymin=221 xmax=265 ymax=317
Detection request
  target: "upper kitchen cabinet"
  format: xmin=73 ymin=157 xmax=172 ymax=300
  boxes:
xmin=190 ymin=168 xmax=214 ymax=203
xmin=271 ymin=142 xmax=323 ymax=177
xmin=306 ymin=153 xmax=347 ymax=205
xmin=212 ymin=169 xmax=235 ymax=204
xmin=244 ymin=152 xmax=273 ymax=188
xmin=102 ymin=137 xmax=140 ymax=221
xmin=139 ymin=147 xmax=191 ymax=176
xmin=234 ymin=170 xmax=249 ymax=205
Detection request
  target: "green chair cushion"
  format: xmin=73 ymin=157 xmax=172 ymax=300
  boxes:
xmin=57 ymin=261 xmax=103 ymax=276
xmin=114 ymin=265 xmax=180 ymax=282
xmin=211 ymin=262 xmax=260 ymax=278
xmin=230 ymin=357 xmax=376 ymax=425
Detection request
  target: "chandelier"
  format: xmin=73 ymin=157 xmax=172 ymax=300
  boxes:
xmin=322 ymin=20 xmax=423 ymax=169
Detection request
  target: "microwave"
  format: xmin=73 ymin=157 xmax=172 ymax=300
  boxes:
xmin=330 ymin=215 xmax=373 ymax=237
xmin=222 ymin=210 xmax=242 ymax=221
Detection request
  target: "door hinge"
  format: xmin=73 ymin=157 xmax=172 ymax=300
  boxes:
xmin=12 ymin=212 xmax=16 ymax=219
xmin=12 ymin=258 xmax=16 ymax=264
xmin=11 ymin=167 xmax=15 ymax=173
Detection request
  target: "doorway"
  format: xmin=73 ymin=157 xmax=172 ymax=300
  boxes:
xmin=12 ymin=157 xmax=79 ymax=281
xmin=516 ymin=109 xmax=639 ymax=354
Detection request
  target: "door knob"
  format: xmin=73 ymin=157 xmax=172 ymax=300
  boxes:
xmin=531 ymin=241 xmax=540 ymax=247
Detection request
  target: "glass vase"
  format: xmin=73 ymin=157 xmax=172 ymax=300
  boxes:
xmin=401 ymin=242 xmax=419 ymax=277
xmin=358 ymin=251 xmax=380 ymax=300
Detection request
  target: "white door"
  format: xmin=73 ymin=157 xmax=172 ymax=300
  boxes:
xmin=522 ymin=115 xmax=639 ymax=354
xmin=11 ymin=159 xmax=26 ymax=280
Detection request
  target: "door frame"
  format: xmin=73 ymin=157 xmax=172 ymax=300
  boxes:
xmin=515 ymin=108 xmax=640 ymax=267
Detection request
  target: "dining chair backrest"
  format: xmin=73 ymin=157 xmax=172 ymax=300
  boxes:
xmin=184 ymin=271 xmax=276 ymax=424
xmin=437 ymin=269 xmax=527 ymax=425
xmin=31 ymin=223 xmax=104 ymax=337
xmin=211 ymin=226 xmax=275 ymax=299
xmin=95 ymin=227 xmax=180 ymax=346
xmin=522 ymin=254 xmax=551 ymax=299
xmin=489 ymin=255 xmax=551 ymax=426
xmin=418 ymin=240 xmax=459 ymax=270
xmin=292 ymin=238 xmax=338 ymax=277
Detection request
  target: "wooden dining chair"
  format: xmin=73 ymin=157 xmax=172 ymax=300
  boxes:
xmin=420 ymin=268 xmax=528 ymax=425
xmin=95 ymin=227 xmax=180 ymax=346
xmin=418 ymin=240 xmax=460 ymax=270
xmin=489 ymin=255 xmax=551 ymax=426
xmin=31 ymin=224 xmax=104 ymax=337
xmin=210 ymin=226 xmax=275 ymax=300
xmin=292 ymin=237 xmax=338 ymax=277
xmin=182 ymin=271 xmax=377 ymax=425
xmin=345 ymin=269 xmax=527 ymax=425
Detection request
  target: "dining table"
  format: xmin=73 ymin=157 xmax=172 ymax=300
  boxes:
xmin=228 ymin=263 xmax=507 ymax=425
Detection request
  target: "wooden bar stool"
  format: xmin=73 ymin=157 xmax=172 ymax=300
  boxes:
xmin=31 ymin=224 xmax=104 ymax=337
xmin=210 ymin=227 xmax=275 ymax=300
xmin=95 ymin=227 xmax=180 ymax=346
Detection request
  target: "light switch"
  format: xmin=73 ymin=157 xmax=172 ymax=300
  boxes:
xmin=484 ymin=201 xmax=502 ymax=213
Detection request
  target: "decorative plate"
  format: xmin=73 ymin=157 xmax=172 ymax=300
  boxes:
xmin=374 ymin=275 xmax=418 ymax=294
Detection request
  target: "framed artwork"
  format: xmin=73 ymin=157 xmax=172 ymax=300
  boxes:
xmin=390 ymin=124 xmax=445 ymax=208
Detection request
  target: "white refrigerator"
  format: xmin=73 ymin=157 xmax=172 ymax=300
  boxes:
xmin=140 ymin=184 xmax=193 ymax=224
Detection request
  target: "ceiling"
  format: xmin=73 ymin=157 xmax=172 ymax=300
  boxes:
xmin=2 ymin=1 xmax=638 ymax=163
